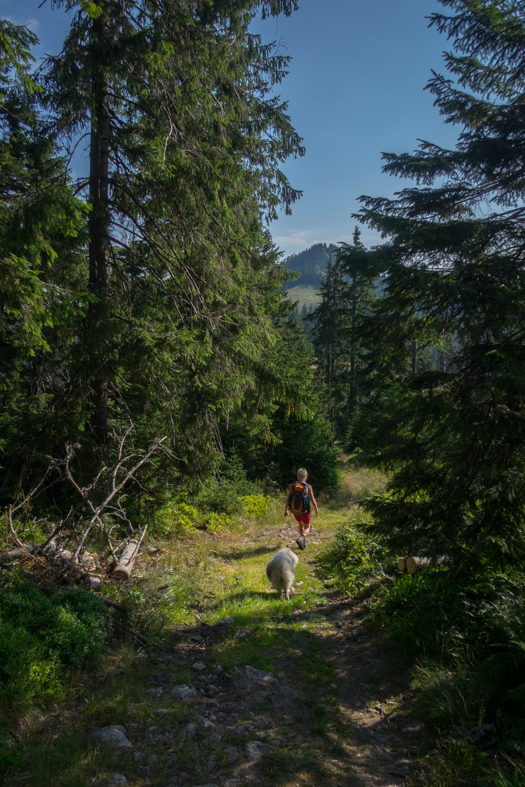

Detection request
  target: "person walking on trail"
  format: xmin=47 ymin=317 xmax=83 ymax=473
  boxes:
xmin=284 ymin=468 xmax=318 ymax=550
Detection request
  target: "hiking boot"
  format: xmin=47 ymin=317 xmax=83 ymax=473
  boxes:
xmin=296 ymin=535 xmax=307 ymax=550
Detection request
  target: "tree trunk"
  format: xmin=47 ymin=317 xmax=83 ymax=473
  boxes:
xmin=88 ymin=12 xmax=111 ymax=442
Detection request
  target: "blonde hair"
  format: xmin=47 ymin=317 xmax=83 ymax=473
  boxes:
xmin=297 ymin=468 xmax=308 ymax=481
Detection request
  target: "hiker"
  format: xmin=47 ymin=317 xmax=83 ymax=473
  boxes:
xmin=284 ymin=467 xmax=318 ymax=550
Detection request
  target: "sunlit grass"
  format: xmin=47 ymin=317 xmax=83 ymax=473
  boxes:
xmin=2 ymin=463 xmax=389 ymax=787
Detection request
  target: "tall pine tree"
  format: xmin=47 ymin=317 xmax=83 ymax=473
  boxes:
xmin=356 ymin=0 xmax=525 ymax=569
xmin=0 ymin=20 xmax=88 ymax=498
xmin=34 ymin=0 xmax=304 ymax=485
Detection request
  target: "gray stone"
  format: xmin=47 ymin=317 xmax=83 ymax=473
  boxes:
xmin=244 ymin=740 xmax=272 ymax=761
xmin=276 ymin=685 xmax=300 ymax=699
xmin=206 ymin=684 xmax=219 ymax=695
xmin=222 ymin=746 xmax=238 ymax=760
xmin=92 ymin=725 xmax=132 ymax=749
xmin=192 ymin=662 xmax=206 ymax=672
xmin=244 ymin=665 xmax=277 ymax=685
xmin=466 ymin=724 xmax=497 ymax=744
xmin=214 ymin=665 xmax=224 ymax=676
xmin=109 ymin=775 xmax=128 ymax=786
xmin=133 ymin=752 xmax=144 ymax=761
xmin=180 ymin=723 xmax=197 ymax=737
xmin=206 ymin=754 xmax=217 ymax=769
xmin=235 ymin=627 xmax=253 ymax=641
xmin=155 ymin=708 xmax=178 ymax=715
xmin=210 ymin=732 xmax=222 ymax=744
xmin=198 ymin=715 xmax=215 ymax=728
xmin=172 ymin=684 xmax=198 ymax=699
xmin=220 ymin=616 xmax=234 ymax=627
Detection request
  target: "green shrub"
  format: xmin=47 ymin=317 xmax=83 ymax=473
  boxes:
xmin=318 ymin=511 xmax=392 ymax=593
xmin=154 ymin=501 xmax=200 ymax=535
xmin=198 ymin=453 xmax=253 ymax=515
xmin=369 ymin=570 xmax=525 ymax=730
xmin=240 ymin=494 xmax=271 ymax=518
xmin=202 ymin=511 xmax=231 ymax=532
xmin=0 ymin=580 xmax=108 ymax=713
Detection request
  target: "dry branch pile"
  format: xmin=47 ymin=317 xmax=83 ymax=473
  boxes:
xmin=1 ymin=431 xmax=166 ymax=589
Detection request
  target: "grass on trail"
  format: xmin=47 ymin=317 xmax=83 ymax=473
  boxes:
xmin=0 ymin=466 xmax=388 ymax=787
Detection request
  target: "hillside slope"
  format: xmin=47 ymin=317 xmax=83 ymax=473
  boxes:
xmin=281 ymin=242 xmax=337 ymax=290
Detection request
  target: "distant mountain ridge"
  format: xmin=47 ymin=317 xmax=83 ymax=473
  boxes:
xmin=282 ymin=242 xmax=337 ymax=289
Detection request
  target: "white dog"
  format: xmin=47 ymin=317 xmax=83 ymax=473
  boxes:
xmin=266 ymin=547 xmax=299 ymax=600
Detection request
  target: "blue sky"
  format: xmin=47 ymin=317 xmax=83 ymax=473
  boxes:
xmin=3 ymin=0 xmax=459 ymax=258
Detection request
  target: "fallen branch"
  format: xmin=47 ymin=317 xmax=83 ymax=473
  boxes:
xmin=1 ymin=433 xmax=165 ymax=590
xmin=5 ymin=506 xmax=24 ymax=548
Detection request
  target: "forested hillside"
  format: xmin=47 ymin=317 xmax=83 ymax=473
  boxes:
xmin=2 ymin=2 xmax=525 ymax=786
xmin=282 ymin=242 xmax=336 ymax=289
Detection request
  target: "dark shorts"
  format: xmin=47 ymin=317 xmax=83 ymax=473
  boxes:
xmin=293 ymin=511 xmax=311 ymax=525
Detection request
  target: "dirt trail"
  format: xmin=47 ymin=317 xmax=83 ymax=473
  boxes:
xmin=125 ymin=520 xmax=427 ymax=787
xmin=5 ymin=514 xmax=428 ymax=787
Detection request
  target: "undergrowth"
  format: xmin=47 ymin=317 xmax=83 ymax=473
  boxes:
xmin=0 ymin=577 xmax=108 ymax=715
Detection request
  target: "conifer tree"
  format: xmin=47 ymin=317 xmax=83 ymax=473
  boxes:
xmin=336 ymin=227 xmax=377 ymax=428
xmin=0 ymin=20 xmax=87 ymax=496
xmin=356 ymin=0 xmax=525 ymax=569
xmin=310 ymin=230 xmax=377 ymax=448
xmin=310 ymin=253 xmax=351 ymax=444
xmin=38 ymin=0 xmax=304 ymax=483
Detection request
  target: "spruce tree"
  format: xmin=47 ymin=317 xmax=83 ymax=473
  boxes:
xmin=38 ymin=0 xmax=304 ymax=482
xmin=310 ymin=254 xmax=351 ymax=445
xmin=356 ymin=0 xmax=525 ymax=569
xmin=0 ymin=20 xmax=87 ymax=497
xmin=310 ymin=230 xmax=377 ymax=448
xmin=336 ymin=227 xmax=377 ymax=432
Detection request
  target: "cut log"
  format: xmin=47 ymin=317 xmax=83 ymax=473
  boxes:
xmin=113 ymin=540 xmax=140 ymax=580
xmin=86 ymin=576 xmax=102 ymax=591
xmin=405 ymin=556 xmax=448 ymax=575
xmin=397 ymin=556 xmax=407 ymax=573
xmin=113 ymin=525 xmax=147 ymax=580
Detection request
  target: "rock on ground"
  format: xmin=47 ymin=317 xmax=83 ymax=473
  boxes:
xmin=244 ymin=740 xmax=272 ymax=761
xmin=243 ymin=665 xmax=278 ymax=686
xmin=92 ymin=726 xmax=133 ymax=749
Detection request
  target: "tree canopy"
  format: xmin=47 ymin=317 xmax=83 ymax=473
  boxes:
xmin=353 ymin=0 xmax=525 ymax=570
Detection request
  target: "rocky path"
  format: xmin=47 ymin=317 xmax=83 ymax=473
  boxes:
xmin=85 ymin=521 xmax=427 ymax=787
xmin=6 ymin=515 xmax=429 ymax=787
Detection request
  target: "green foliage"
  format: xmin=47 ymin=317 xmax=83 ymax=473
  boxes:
xmin=221 ymin=320 xmax=339 ymax=493
xmin=198 ymin=453 xmax=253 ymax=515
xmin=0 ymin=579 xmax=108 ymax=714
xmin=369 ymin=570 xmax=525 ymax=730
xmin=202 ymin=511 xmax=232 ymax=532
xmin=350 ymin=0 xmax=525 ymax=570
xmin=310 ymin=228 xmax=379 ymax=450
xmin=318 ymin=511 xmax=391 ymax=593
xmin=240 ymin=494 xmax=271 ymax=518
xmin=153 ymin=501 xmax=201 ymax=536
xmin=483 ymin=756 xmax=525 ymax=787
